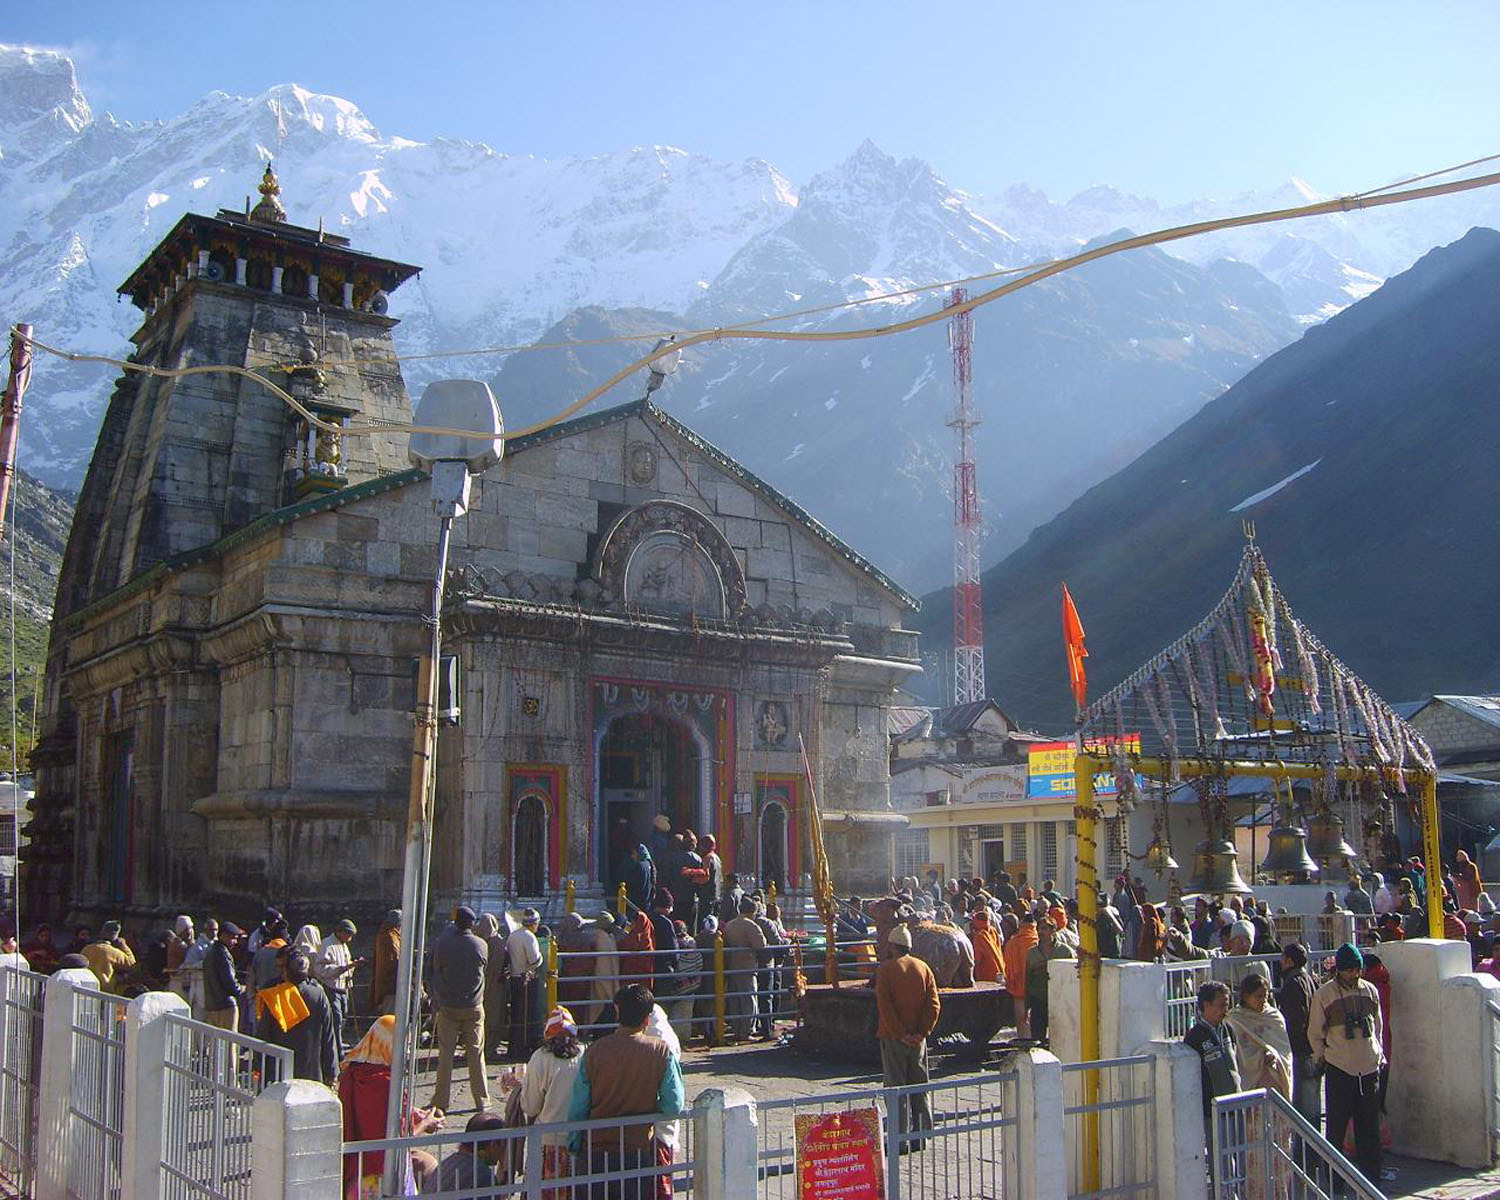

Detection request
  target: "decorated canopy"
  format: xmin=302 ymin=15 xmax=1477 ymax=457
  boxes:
xmin=1079 ymin=541 xmax=1435 ymax=816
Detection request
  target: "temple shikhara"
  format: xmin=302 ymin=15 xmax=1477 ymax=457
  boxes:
xmin=22 ymin=169 xmax=921 ymax=925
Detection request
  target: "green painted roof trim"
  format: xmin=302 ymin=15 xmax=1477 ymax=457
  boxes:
xmin=58 ymin=467 xmax=428 ymax=634
xmin=62 ymin=396 xmax=918 ymax=635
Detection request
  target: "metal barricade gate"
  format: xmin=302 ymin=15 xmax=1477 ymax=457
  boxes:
xmin=0 ymin=965 xmax=46 ymax=1196
xmin=161 ymin=1013 xmax=292 ymax=1200
xmin=68 ymin=986 xmax=130 ymax=1200
xmin=757 ymin=1070 xmax=1019 ymax=1200
xmin=1211 ymin=1087 xmax=1384 ymax=1199
xmin=1062 ymin=1056 xmax=1155 ymax=1200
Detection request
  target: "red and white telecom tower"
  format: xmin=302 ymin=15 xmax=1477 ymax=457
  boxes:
xmin=946 ymin=287 xmax=986 ymax=704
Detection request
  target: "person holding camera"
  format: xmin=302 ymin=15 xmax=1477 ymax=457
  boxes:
xmin=1307 ymin=943 xmax=1386 ymax=1183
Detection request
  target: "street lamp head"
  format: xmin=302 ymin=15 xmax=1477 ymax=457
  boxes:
xmin=407 ymin=379 xmax=505 ymax=473
xmin=644 ymin=337 xmax=681 ymax=397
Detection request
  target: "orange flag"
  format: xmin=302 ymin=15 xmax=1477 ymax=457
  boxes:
xmin=1062 ymin=583 xmax=1088 ymax=712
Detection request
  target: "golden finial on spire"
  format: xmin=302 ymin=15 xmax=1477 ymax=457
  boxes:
xmin=250 ymin=162 xmax=287 ymax=224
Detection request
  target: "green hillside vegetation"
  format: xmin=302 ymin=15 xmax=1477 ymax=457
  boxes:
xmin=0 ymin=469 xmax=72 ymax=770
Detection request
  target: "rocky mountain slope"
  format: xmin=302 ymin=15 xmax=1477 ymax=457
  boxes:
xmin=914 ymin=229 xmax=1500 ymax=727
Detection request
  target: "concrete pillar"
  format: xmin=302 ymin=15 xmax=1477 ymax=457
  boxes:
xmin=692 ymin=1086 xmax=758 ymax=1200
xmin=271 ymin=265 xmax=284 ymax=294
xmin=1147 ymin=1038 xmax=1208 ymax=1200
xmin=251 ymin=1079 xmax=342 ymax=1199
xmin=307 ymin=273 xmax=319 ymax=300
xmin=1006 ymin=1047 xmax=1067 ymax=1200
xmin=197 ymin=249 xmax=210 ymax=275
xmin=235 ymin=257 xmax=248 ymax=286
xmin=121 ymin=990 xmax=189 ymax=1200
xmin=341 ymin=281 xmax=354 ymax=308
xmin=1050 ymin=958 xmax=1167 ymax=1063
xmin=1380 ymin=938 xmax=1487 ymax=1167
xmin=35 ymin=968 xmax=98 ymax=1200
xmin=1440 ymin=970 xmax=1500 ymax=1167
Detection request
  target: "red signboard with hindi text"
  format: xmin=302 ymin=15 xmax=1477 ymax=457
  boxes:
xmin=795 ymin=1107 xmax=885 ymax=1200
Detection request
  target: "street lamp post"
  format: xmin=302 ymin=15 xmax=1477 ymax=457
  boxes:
xmin=385 ymin=381 xmax=504 ymax=1164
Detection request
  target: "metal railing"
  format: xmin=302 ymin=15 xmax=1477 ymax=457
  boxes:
xmin=756 ymin=1069 xmax=1019 ymax=1200
xmin=161 ymin=1013 xmax=292 ymax=1200
xmin=67 ymin=985 xmax=130 ymax=1200
xmin=553 ymin=938 xmax=878 ymax=1042
xmin=1211 ymin=1087 xmax=1384 ymax=1199
xmin=1271 ymin=912 xmax=1366 ymax=952
xmin=344 ymin=1105 xmax=694 ymax=1198
xmin=0 ymin=966 xmax=46 ymax=1196
xmin=1164 ymin=961 xmax=1214 ymax=1038
xmin=1062 ymin=1055 xmax=1155 ymax=1199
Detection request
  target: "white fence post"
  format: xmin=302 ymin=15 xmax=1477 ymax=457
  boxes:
xmin=1147 ymin=1038 xmax=1208 ymax=1200
xmin=1006 ymin=1047 xmax=1067 ymax=1200
xmin=252 ymin=1078 xmax=343 ymax=1199
xmin=34 ymin=967 xmax=96 ymax=1200
xmin=693 ymin=1086 xmax=758 ymax=1200
xmin=121 ymin=989 xmax=189 ymax=1200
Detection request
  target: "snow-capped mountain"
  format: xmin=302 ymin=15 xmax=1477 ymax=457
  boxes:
xmin=0 ymin=45 xmax=797 ymax=478
xmin=3 ymin=43 xmax=1497 ymax=590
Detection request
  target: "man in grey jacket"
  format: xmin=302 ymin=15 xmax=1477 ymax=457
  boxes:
xmin=429 ymin=906 xmax=490 ymax=1112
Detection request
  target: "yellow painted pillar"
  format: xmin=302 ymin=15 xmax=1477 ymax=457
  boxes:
xmin=1421 ymin=773 xmax=1444 ymax=940
xmin=714 ymin=934 xmax=727 ymax=1044
xmin=546 ymin=936 xmax=558 ymax=1013
xmin=565 ymin=879 xmax=576 ymax=915
xmin=617 ymin=882 xmax=628 ymax=918
xmin=1074 ymin=753 xmax=1101 ymax=1194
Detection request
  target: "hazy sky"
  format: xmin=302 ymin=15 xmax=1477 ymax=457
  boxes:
xmin=13 ymin=2 xmax=1500 ymax=204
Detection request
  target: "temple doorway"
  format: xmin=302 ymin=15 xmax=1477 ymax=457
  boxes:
xmin=512 ymin=792 xmax=549 ymax=897
xmin=598 ymin=711 xmax=709 ymax=886
xmin=759 ymin=801 xmax=789 ymax=892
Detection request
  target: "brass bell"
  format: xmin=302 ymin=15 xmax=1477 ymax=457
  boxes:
xmin=1305 ymin=811 xmax=1357 ymax=868
xmin=1259 ymin=825 xmax=1319 ymax=880
xmin=1143 ymin=837 xmax=1180 ymax=875
xmin=1187 ymin=839 xmax=1251 ymax=894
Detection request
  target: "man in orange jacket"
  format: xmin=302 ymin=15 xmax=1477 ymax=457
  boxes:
xmin=875 ymin=924 xmax=941 ymax=1146
xmin=1002 ymin=912 xmax=1039 ymax=1038
xmin=969 ymin=905 xmax=1004 ymax=984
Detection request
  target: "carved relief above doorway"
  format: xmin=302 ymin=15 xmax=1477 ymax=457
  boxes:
xmin=594 ymin=501 xmax=747 ymax=619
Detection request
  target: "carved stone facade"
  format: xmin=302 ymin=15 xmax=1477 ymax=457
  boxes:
xmin=27 ymin=197 xmax=922 ymax=926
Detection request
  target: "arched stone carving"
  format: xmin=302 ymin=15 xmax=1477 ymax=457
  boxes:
xmin=595 ymin=501 xmax=747 ymax=618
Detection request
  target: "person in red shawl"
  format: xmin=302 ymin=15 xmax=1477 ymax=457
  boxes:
xmin=338 ymin=1016 xmax=445 ymax=1198
xmin=1361 ymin=950 xmax=1395 ymax=1158
xmin=619 ymin=908 xmax=656 ymax=983
xmin=1137 ymin=904 xmax=1167 ymax=962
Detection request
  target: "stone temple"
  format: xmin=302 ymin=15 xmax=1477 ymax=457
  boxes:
xmin=23 ymin=170 xmax=922 ymax=925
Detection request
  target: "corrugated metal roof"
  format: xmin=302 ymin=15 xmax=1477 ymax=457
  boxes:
xmin=1433 ymin=695 xmax=1500 ymax=732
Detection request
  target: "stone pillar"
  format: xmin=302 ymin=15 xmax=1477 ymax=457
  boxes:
xmin=692 ymin=1086 xmax=758 ymax=1200
xmin=1050 ymin=958 xmax=1166 ymax=1063
xmin=342 ymin=281 xmax=354 ymax=308
xmin=235 ymin=257 xmax=248 ymax=286
xmin=251 ymin=1079 xmax=343 ymax=1200
xmin=35 ymin=967 xmax=98 ymax=1200
xmin=1006 ymin=1047 xmax=1067 ymax=1200
xmin=121 ymin=989 xmax=189 ymax=1200
xmin=307 ymin=273 xmax=319 ymax=300
xmin=1146 ymin=1038 xmax=1208 ymax=1200
xmin=271 ymin=265 xmax=284 ymax=295
xmin=1380 ymin=938 xmax=1488 ymax=1167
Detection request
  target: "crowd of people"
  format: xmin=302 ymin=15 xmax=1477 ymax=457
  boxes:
xmin=7 ymin=831 xmax=1495 ymax=1195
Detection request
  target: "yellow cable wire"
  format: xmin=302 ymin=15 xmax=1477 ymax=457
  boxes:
xmin=15 ymin=160 xmax=1500 ymax=443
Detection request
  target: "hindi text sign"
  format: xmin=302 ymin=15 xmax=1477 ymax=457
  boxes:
xmin=795 ymin=1107 xmax=885 ymax=1200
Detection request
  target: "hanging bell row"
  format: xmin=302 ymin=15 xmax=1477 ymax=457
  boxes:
xmin=1305 ymin=811 xmax=1358 ymax=868
xmin=1187 ymin=838 xmax=1251 ymax=894
xmin=1143 ymin=837 xmax=1179 ymax=875
xmin=1260 ymin=824 xmax=1319 ymax=879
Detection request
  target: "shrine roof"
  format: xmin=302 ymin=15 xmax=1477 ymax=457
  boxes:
xmin=506 ymin=397 xmax=920 ymax=610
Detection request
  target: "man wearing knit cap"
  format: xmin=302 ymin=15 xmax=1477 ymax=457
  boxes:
xmin=1308 ymin=943 xmax=1386 ymax=1183
xmin=875 ymin=924 xmax=940 ymax=1146
xmin=430 ymin=906 xmax=490 ymax=1112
